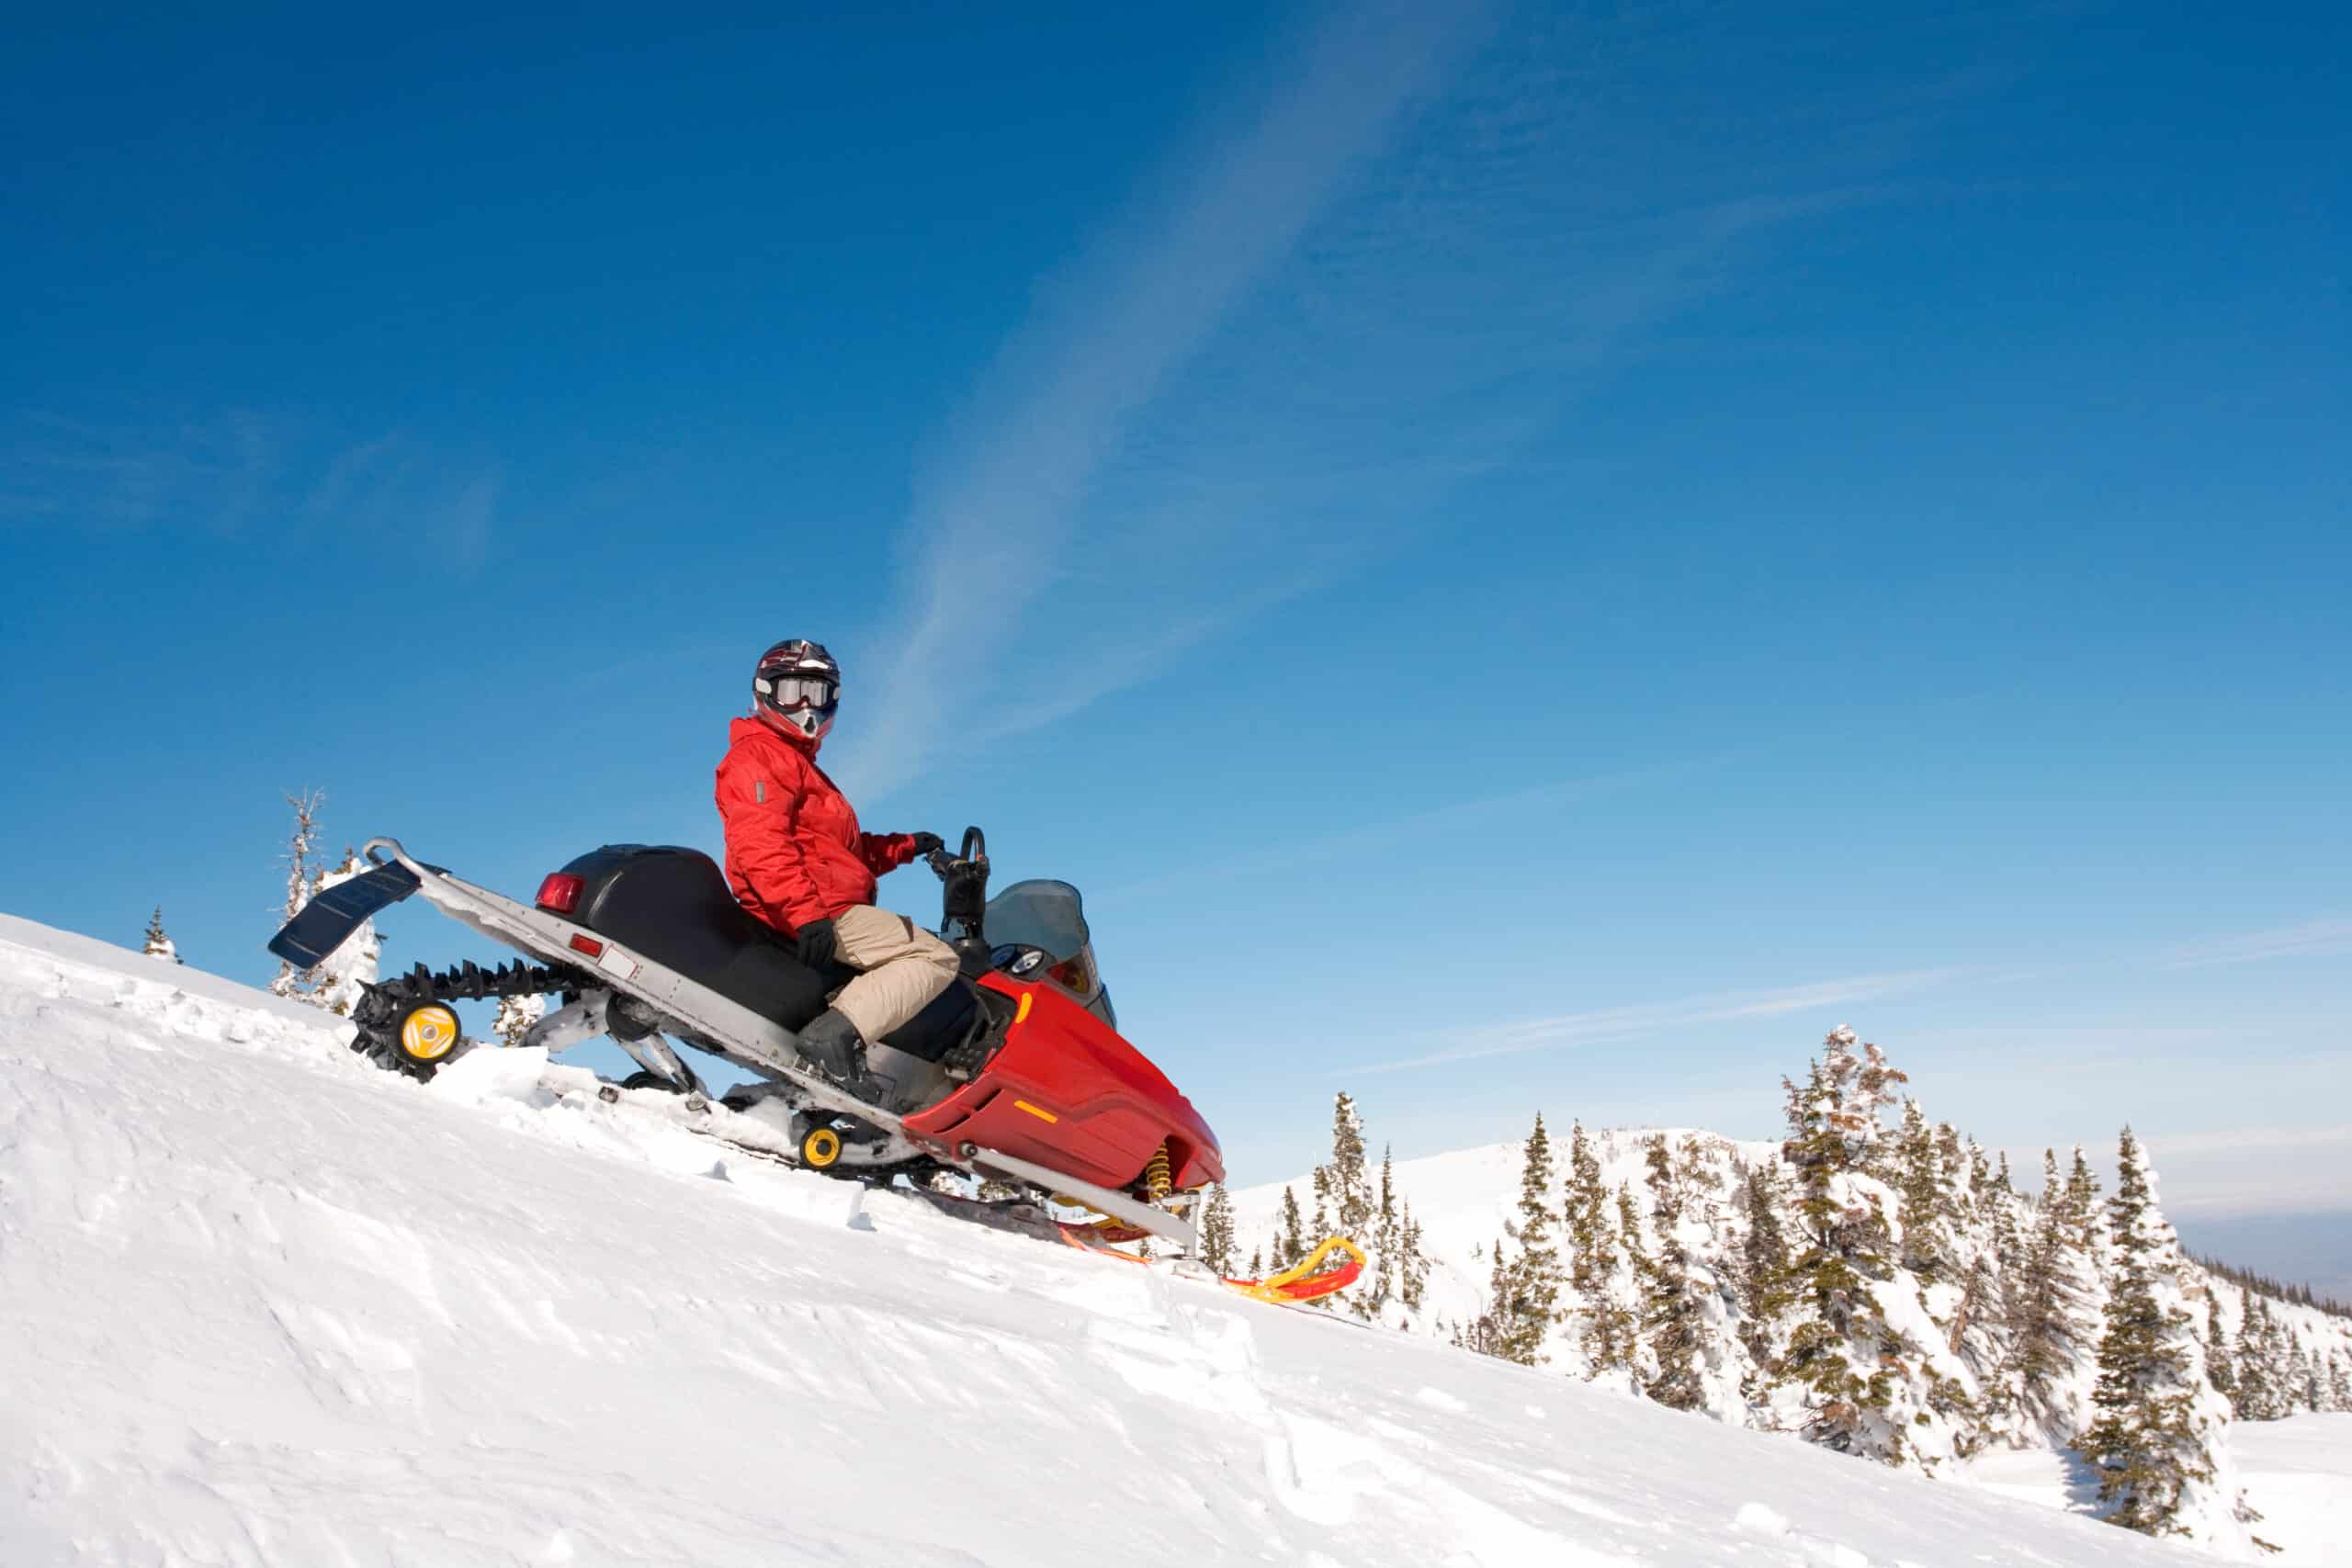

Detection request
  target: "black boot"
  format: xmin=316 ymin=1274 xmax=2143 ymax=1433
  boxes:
xmin=795 ymin=1008 xmax=886 ymax=1101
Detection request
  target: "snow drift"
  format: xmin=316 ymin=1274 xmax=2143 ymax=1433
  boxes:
xmin=0 ymin=912 xmax=2244 ymax=1564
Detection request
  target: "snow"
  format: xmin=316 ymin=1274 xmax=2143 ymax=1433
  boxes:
xmin=0 ymin=912 xmax=2288 ymax=1565
xmin=1964 ymin=1416 xmax=2352 ymax=1561
xmin=2233 ymin=1413 xmax=2352 ymax=1559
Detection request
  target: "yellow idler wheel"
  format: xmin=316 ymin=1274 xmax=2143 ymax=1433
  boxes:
xmin=395 ymin=1002 xmax=463 ymax=1066
xmin=800 ymin=1124 xmax=844 ymax=1169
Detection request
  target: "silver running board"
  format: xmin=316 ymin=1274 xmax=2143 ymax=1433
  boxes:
xmin=361 ymin=837 xmax=1198 ymax=1253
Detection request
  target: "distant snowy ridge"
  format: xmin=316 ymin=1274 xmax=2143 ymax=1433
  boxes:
xmin=1233 ymin=1081 xmax=2352 ymax=1561
xmin=0 ymin=910 xmax=2244 ymax=1566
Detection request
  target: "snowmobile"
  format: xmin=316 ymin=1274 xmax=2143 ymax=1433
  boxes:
xmin=270 ymin=831 xmax=1360 ymax=1303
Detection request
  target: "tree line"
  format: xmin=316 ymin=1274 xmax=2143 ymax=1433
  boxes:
xmin=1211 ymin=1026 xmax=2352 ymax=1555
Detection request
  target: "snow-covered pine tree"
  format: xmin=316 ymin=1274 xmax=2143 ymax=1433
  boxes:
xmin=2204 ymin=1291 xmax=2237 ymax=1404
xmin=1930 ymin=1122 xmax=2008 ymax=1445
xmin=1398 ymin=1200 xmax=1430 ymax=1313
xmin=1318 ymin=1092 xmax=1380 ymax=1319
xmin=2232 ymin=1289 xmax=2278 ymax=1420
xmin=1895 ymin=1100 xmax=1948 ymax=1282
xmin=1890 ymin=1102 xmax=1995 ymax=1452
xmin=2257 ymin=1306 xmax=2295 ymax=1419
xmin=2258 ymin=1305 xmax=2296 ymax=1418
xmin=1899 ymin=1113 xmax=1971 ymax=1299
xmin=2064 ymin=1147 xmax=2104 ymax=1254
xmin=1613 ymin=1181 xmax=1652 ymax=1384
xmin=1326 ymin=1092 xmax=1372 ymax=1240
xmin=2330 ymin=1350 xmax=2352 ymax=1412
xmin=141 ymin=908 xmax=181 ymax=964
xmin=1673 ymin=1134 xmax=1725 ymax=1235
xmin=1984 ymin=1150 xmax=2026 ymax=1277
xmin=1276 ymin=1185 xmax=1306 ymax=1269
xmin=1371 ymin=1145 xmax=1399 ymax=1317
xmin=270 ymin=788 xmax=325 ymax=1000
xmin=1735 ymin=1157 xmax=1794 ymax=1404
xmin=1295 ymin=1166 xmax=1340 ymax=1308
xmin=2077 ymin=1128 xmax=2243 ymax=1550
xmin=1199 ymin=1184 xmax=1237 ymax=1275
xmin=492 ymin=991 xmax=547 ymax=1047
xmin=1639 ymin=1134 xmax=1707 ymax=1410
xmin=1563 ymin=1120 xmax=1634 ymax=1381
xmin=2007 ymin=1149 xmax=2098 ymax=1440
xmin=1777 ymin=1026 xmax=1956 ymax=1468
xmin=1248 ymin=1244 xmax=1263 ymax=1277
xmin=1479 ymin=1112 xmax=1564 ymax=1365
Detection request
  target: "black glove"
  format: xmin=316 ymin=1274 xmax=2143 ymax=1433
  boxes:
xmin=795 ymin=918 xmax=839 ymax=968
xmin=908 ymin=831 xmax=945 ymax=857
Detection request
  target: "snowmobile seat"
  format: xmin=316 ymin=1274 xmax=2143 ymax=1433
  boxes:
xmin=553 ymin=845 xmax=978 ymax=1062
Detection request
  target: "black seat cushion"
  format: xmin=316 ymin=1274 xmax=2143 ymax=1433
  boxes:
xmin=559 ymin=844 xmax=976 ymax=1060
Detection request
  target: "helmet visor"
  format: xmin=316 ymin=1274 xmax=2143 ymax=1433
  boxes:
xmin=758 ymin=674 xmax=837 ymax=710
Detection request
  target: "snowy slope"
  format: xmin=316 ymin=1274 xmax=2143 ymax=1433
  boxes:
xmin=1234 ymin=1128 xmax=2352 ymax=1560
xmin=0 ymin=913 xmax=2245 ymax=1566
xmin=1964 ymin=1416 xmax=2352 ymax=1560
xmin=2232 ymin=1414 xmax=2352 ymax=1559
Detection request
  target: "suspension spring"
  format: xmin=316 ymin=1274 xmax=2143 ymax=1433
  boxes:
xmin=1144 ymin=1143 xmax=1173 ymax=1202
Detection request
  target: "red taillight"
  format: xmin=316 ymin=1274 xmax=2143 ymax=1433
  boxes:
xmin=569 ymin=933 xmax=604 ymax=958
xmin=537 ymin=873 xmax=584 ymax=914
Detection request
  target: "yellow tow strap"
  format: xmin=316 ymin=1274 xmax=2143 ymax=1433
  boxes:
xmin=1228 ymin=1235 xmax=1367 ymax=1304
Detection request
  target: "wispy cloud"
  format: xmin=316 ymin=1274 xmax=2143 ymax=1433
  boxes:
xmin=2159 ymin=917 xmax=2352 ymax=970
xmin=836 ymin=3 xmax=2013 ymax=799
xmin=1354 ymin=967 xmax=1964 ymax=1074
xmin=2 ymin=410 xmax=499 ymax=565
xmin=836 ymin=3 xmax=1502 ymax=797
xmin=0 ymin=408 xmax=279 ymax=531
xmin=1099 ymin=749 xmax=1737 ymax=906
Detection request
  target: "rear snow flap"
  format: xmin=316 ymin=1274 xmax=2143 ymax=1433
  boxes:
xmin=267 ymin=861 xmax=422 ymax=968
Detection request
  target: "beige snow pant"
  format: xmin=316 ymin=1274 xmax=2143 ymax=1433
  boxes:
xmin=827 ymin=905 xmax=960 ymax=1043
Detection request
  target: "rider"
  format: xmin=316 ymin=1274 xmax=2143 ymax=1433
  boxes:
xmin=715 ymin=638 xmax=958 ymax=1092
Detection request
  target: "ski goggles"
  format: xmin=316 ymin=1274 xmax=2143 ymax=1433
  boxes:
xmin=756 ymin=673 xmax=837 ymax=709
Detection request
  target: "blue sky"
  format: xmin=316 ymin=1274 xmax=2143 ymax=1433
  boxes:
xmin=5 ymin=5 xmax=2346 ymax=1260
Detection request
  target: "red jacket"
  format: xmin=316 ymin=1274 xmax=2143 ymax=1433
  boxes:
xmin=715 ymin=716 xmax=920 ymax=933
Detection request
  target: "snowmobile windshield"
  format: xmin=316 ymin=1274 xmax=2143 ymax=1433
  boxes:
xmin=985 ymin=879 xmax=1091 ymax=965
xmin=986 ymin=878 xmax=1116 ymax=1027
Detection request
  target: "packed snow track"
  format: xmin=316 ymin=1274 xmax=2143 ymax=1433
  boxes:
xmin=0 ymin=913 xmax=2233 ymax=1565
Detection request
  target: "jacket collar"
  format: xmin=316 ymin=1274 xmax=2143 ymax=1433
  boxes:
xmin=732 ymin=712 xmax=822 ymax=756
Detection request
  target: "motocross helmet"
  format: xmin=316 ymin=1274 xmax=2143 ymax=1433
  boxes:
xmin=752 ymin=638 xmax=840 ymax=741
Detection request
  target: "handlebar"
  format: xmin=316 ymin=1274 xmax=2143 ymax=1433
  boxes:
xmin=926 ymin=825 xmax=987 ymax=882
xmin=929 ymin=825 xmax=990 ymax=950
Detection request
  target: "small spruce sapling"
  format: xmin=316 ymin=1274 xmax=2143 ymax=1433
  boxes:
xmin=141 ymin=908 xmax=181 ymax=964
xmin=2078 ymin=1128 xmax=2227 ymax=1543
xmin=1199 ymin=1184 xmax=1238 ymax=1276
xmin=1639 ymin=1134 xmax=1708 ymax=1411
